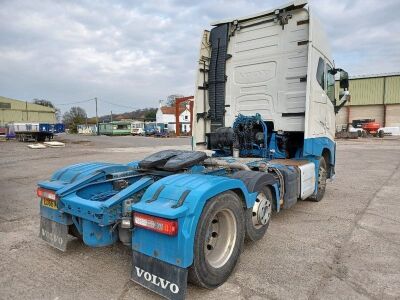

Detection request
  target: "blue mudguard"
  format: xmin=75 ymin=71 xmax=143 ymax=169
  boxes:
xmin=131 ymin=173 xmax=258 ymax=268
xmin=38 ymin=161 xmax=142 ymax=247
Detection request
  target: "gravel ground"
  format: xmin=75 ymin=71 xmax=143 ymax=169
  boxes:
xmin=0 ymin=135 xmax=399 ymax=300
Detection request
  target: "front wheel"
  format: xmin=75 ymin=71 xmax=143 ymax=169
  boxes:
xmin=309 ymin=157 xmax=327 ymax=202
xmin=188 ymin=191 xmax=245 ymax=289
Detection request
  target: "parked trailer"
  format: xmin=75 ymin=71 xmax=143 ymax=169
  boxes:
xmin=11 ymin=122 xmax=54 ymax=142
xmin=37 ymin=1 xmax=350 ymax=299
xmin=53 ymin=123 xmax=66 ymax=134
xmin=378 ymin=126 xmax=400 ymax=137
xmin=77 ymin=124 xmax=97 ymax=135
xmin=99 ymin=121 xmax=132 ymax=136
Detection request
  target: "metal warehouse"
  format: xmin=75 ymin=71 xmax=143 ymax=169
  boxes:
xmin=335 ymin=72 xmax=400 ymax=130
xmin=0 ymin=96 xmax=56 ymax=125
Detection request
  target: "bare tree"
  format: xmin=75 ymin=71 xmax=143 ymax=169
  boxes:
xmin=32 ymin=98 xmax=61 ymax=122
xmin=166 ymin=94 xmax=184 ymax=106
xmin=62 ymin=107 xmax=87 ymax=133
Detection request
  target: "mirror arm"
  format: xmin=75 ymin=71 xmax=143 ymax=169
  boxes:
xmin=334 ymin=98 xmax=348 ymax=114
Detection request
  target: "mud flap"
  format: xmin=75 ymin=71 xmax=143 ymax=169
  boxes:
xmin=39 ymin=217 xmax=68 ymax=251
xmin=131 ymin=250 xmax=188 ymax=300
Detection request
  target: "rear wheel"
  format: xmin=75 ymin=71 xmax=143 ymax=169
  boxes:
xmin=245 ymin=187 xmax=273 ymax=242
xmin=68 ymin=224 xmax=82 ymax=240
xmin=309 ymin=157 xmax=327 ymax=202
xmin=188 ymin=191 xmax=245 ymax=289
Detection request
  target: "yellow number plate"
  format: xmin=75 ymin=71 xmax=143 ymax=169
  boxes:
xmin=42 ymin=198 xmax=57 ymax=210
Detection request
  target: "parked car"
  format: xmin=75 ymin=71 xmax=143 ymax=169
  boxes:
xmin=131 ymin=127 xmax=144 ymax=135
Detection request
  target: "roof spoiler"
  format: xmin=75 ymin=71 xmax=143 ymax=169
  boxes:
xmin=210 ymin=0 xmax=308 ymax=26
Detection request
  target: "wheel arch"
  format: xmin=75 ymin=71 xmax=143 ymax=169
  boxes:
xmin=231 ymin=170 xmax=279 ymax=209
xmin=303 ymin=137 xmax=336 ymax=178
xmin=131 ymin=174 xmax=257 ymax=269
xmin=321 ymin=147 xmax=333 ymax=178
xmin=230 ymin=188 xmax=247 ymax=209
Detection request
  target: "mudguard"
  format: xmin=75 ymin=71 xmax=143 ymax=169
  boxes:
xmin=131 ymin=173 xmax=258 ymax=269
xmin=38 ymin=161 xmax=142 ymax=247
xmin=38 ymin=161 xmax=140 ymax=192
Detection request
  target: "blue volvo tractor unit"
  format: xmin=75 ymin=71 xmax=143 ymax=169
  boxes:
xmin=38 ymin=1 xmax=350 ymax=299
xmin=38 ymin=114 xmax=340 ymax=299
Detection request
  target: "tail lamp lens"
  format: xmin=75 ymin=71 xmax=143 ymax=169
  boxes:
xmin=133 ymin=212 xmax=178 ymax=236
xmin=37 ymin=187 xmax=58 ymax=200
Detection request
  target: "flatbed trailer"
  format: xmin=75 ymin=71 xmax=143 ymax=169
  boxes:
xmin=16 ymin=131 xmax=53 ymax=142
xmin=11 ymin=122 xmax=64 ymax=142
xmin=37 ymin=1 xmax=350 ymax=299
xmin=12 ymin=123 xmax=54 ymax=142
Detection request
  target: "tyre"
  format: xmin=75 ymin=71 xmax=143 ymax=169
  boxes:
xmin=188 ymin=191 xmax=245 ymax=289
xmin=68 ymin=224 xmax=82 ymax=240
xmin=378 ymin=130 xmax=384 ymax=138
xmin=309 ymin=157 xmax=327 ymax=202
xmin=245 ymin=186 xmax=273 ymax=242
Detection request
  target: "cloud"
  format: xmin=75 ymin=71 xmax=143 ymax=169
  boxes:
xmin=0 ymin=0 xmax=399 ymax=116
xmin=311 ymin=0 xmax=400 ymax=75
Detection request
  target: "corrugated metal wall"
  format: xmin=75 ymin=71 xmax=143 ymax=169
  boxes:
xmin=386 ymin=104 xmax=400 ymax=127
xmin=385 ymin=77 xmax=400 ymax=104
xmin=349 ymin=105 xmax=384 ymax=125
xmin=348 ymin=78 xmax=384 ymax=105
xmin=335 ymin=106 xmax=349 ymax=130
xmin=335 ymin=74 xmax=400 ymax=106
xmin=0 ymin=96 xmax=56 ymax=125
xmin=335 ymin=74 xmax=400 ymax=128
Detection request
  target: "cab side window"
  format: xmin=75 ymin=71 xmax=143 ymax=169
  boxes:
xmin=316 ymin=57 xmax=325 ymax=90
xmin=326 ymin=64 xmax=335 ymax=102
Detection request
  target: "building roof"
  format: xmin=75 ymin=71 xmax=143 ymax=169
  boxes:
xmin=0 ymin=96 xmax=55 ymax=112
xmin=349 ymin=72 xmax=400 ymax=80
xmin=160 ymin=106 xmax=187 ymax=115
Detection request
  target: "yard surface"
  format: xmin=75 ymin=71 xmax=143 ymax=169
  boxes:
xmin=0 ymin=135 xmax=399 ymax=299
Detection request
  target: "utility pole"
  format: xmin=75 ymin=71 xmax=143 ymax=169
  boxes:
xmin=95 ymin=97 xmax=99 ymax=135
xmin=110 ymin=110 xmax=113 ymax=122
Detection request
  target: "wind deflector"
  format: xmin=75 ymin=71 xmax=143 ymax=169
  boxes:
xmin=208 ymin=24 xmax=229 ymax=132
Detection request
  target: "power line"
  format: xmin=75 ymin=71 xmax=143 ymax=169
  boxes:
xmin=99 ymin=99 xmax=138 ymax=110
xmin=54 ymin=97 xmax=140 ymax=112
xmin=55 ymin=98 xmax=96 ymax=106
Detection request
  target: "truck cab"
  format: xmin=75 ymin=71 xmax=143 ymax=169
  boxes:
xmin=194 ymin=0 xmax=349 ymax=179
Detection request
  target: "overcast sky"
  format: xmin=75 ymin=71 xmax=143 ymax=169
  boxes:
xmin=1 ymin=0 xmax=399 ymax=117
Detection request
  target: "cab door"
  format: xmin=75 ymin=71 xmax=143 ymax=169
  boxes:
xmin=305 ymin=54 xmax=328 ymax=138
xmin=325 ymin=63 xmax=336 ymax=140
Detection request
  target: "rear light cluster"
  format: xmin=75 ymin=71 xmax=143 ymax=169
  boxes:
xmin=134 ymin=212 xmax=178 ymax=236
xmin=37 ymin=187 xmax=58 ymax=200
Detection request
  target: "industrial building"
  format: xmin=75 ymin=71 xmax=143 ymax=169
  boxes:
xmin=0 ymin=96 xmax=56 ymax=125
xmin=335 ymin=73 xmax=400 ymax=130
